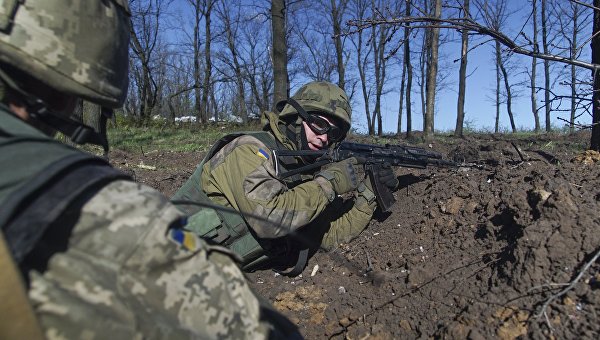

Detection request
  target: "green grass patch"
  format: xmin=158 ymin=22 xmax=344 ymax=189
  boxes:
xmin=108 ymin=123 xmax=261 ymax=152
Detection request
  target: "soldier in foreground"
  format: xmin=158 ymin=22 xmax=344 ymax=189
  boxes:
xmin=174 ymin=81 xmax=399 ymax=275
xmin=0 ymin=1 xmax=299 ymax=339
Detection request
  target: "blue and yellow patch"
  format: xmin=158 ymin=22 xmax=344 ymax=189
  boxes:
xmin=169 ymin=229 xmax=200 ymax=252
xmin=256 ymin=148 xmax=270 ymax=160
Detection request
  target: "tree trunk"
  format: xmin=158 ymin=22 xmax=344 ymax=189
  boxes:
xmin=331 ymin=0 xmax=346 ymax=91
xmin=424 ymin=0 xmax=441 ymax=138
xmin=420 ymin=35 xmax=427 ymax=134
xmin=455 ymin=0 xmax=469 ymax=137
xmin=495 ymin=41 xmax=501 ymax=133
xmin=405 ymin=0 xmax=413 ymax=138
xmin=591 ymin=0 xmax=600 ymax=150
xmin=570 ymin=5 xmax=579 ymax=133
xmin=193 ymin=0 xmax=203 ymax=123
xmin=541 ymin=0 xmax=551 ymax=131
xmin=499 ymin=58 xmax=516 ymax=132
xmin=398 ymin=57 xmax=406 ymax=137
xmin=130 ymin=25 xmax=153 ymax=121
xmin=531 ymin=0 xmax=540 ymax=132
xmin=372 ymin=13 xmax=387 ymax=137
xmin=128 ymin=1 xmax=162 ymax=122
xmin=359 ymin=64 xmax=373 ymax=135
xmin=203 ymin=0 xmax=213 ymax=122
xmin=271 ymin=0 xmax=289 ymax=109
xmin=353 ymin=5 xmax=372 ymax=135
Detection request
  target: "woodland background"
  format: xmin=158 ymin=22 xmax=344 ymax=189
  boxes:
xmin=90 ymin=0 xmax=600 ymax=149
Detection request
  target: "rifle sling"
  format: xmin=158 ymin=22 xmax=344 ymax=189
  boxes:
xmin=275 ymin=247 xmax=309 ymax=277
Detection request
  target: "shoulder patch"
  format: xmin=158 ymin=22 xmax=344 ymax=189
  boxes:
xmin=169 ymin=228 xmax=201 ymax=252
xmin=256 ymin=148 xmax=270 ymax=160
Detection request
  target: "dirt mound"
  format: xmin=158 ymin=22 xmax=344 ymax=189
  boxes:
xmin=110 ymin=133 xmax=600 ymax=339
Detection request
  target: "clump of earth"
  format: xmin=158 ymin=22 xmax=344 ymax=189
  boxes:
xmin=110 ymin=131 xmax=600 ymax=339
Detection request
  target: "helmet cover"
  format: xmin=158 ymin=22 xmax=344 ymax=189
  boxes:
xmin=279 ymin=81 xmax=351 ymax=132
xmin=0 ymin=0 xmax=130 ymax=108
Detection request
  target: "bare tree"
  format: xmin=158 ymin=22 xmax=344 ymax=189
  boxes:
xmin=129 ymin=0 xmax=168 ymax=121
xmin=498 ymin=41 xmax=517 ymax=132
xmin=291 ymin=7 xmax=338 ymax=82
xmin=494 ymin=40 xmax=501 ymax=133
xmin=414 ymin=1 xmax=430 ymax=134
xmin=297 ymin=0 xmax=351 ymax=90
xmin=593 ymin=0 xmax=600 ymax=150
xmin=554 ymin=1 xmax=591 ymax=133
xmin=423 ymin=0 xmax=441 ymax=138
xmin=397 ymin=0 xmax=413 ymax=137
xmin=454 ymin=0 xmax=470 ymax=137
xmin=214 ymin=0 xmax=248 ymax=122
xmin=349 ymin=0 xmax=374 ymax=134
xmin=541 ymin=0 xmax=552 ymax=131
xmin=180 ymin=0 xmax=214 ymax=123
xmin=370 ymin=0 xmax=396 ymax=136
xmin=242 ymin=12 xmax=274 ymax=116
xmin=530 ymin=0 xmax=541 ymax=132
xmin=478 ymin=0 xmax=517 ymax=133
xmin=569 ymin=4 xmax=581 ymax=133
xmin=202 ymin=0 xmax=214 ymax=122
xmin=404 ymin=0 xmax=414 ymax=137
xmin=271 ymin=0 xmax=289 ymax=108
xmin=332 ymin=0 xmax=350 ymax=90
xmin=185 ymin=0 xmax=204 ymax=123
xmin=164 ymin=53 xmax=195 ymax=121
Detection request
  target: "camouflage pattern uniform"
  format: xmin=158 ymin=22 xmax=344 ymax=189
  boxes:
xmin=199 ymin=83 xmax=377 ymax=252
xmin=29 ymin=180 xmax=286 ymax=339
xmin=0 ymin=1 xmax=299 ymax=339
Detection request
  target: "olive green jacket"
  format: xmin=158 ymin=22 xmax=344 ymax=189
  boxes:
xmin=199 ymin=111 xmax=376 ymax=251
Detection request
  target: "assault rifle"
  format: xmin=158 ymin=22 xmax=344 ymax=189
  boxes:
xmin=272 ymin=141 xmax=457 ymax=212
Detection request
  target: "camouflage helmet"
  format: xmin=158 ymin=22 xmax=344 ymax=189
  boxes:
xmin=278 ymin=81 xmax=351 ymax=132
xmin=0 ymin=0 xmax=131 ymax=108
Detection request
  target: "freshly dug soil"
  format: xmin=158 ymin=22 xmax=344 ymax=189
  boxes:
xmin=109 ymin=131 xmax=600 ymax=339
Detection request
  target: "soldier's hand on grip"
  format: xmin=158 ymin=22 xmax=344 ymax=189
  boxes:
xmin=376 ymin=163 xmax=399 ymax=191
xmin=317 ymin=157 xmax=362 ymax=195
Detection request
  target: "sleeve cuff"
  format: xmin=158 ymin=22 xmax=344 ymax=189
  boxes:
xmin=357 ymin=181 xmax=376 ymax=204
xmin=315 ymin=176 xmax=336 ymax=202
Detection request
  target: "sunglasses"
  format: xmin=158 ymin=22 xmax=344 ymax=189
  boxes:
xmin=306 ymin=113 xmax=344 ymax=142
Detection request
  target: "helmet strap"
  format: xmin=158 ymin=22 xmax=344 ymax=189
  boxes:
xmin=278 ymin=97 xmax=311 ymax=150
xmin=299 ymin=123 xmax=309 ymax=150
xmin=0 ymin=66 xmax=109 ymax=155
xmin=283 ymin=97 xmax=311 ymax=121
xmin=29 ymin=102 xmax=110 ymax=155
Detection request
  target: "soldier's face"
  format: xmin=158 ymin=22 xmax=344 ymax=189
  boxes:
xmin=302 ymin=114 xmax=337 ymax=151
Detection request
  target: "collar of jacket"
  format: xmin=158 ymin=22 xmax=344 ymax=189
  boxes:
xmin=261 ymin=110 xmax=298 ymax=152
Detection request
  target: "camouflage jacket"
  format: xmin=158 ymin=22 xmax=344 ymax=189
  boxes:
xmin=199 ymin=111 xmax=377 ymax=252
xmin=0 ymin=107 xmax=299 ymax=339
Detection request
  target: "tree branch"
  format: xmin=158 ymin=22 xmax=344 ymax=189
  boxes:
xmin=345 ymin=15 xmax=600 ymax=72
